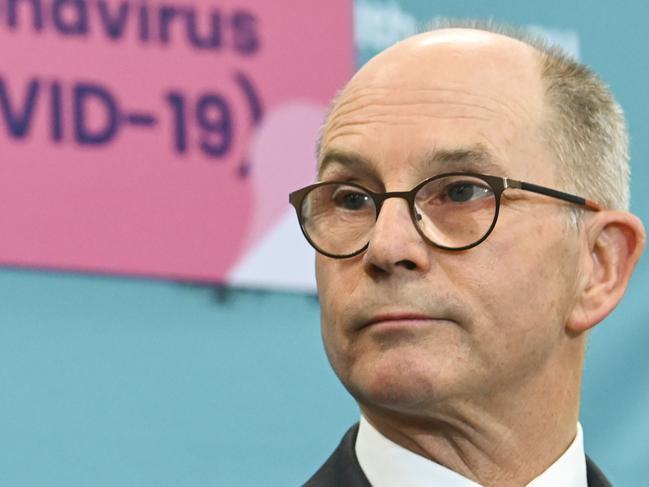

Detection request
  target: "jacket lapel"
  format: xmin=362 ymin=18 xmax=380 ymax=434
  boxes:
xmin=302 ymin=424 xmax=370 ymax=487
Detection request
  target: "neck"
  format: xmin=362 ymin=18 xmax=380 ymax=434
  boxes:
xmin=359 ymin=346 xmax=584 ymax=486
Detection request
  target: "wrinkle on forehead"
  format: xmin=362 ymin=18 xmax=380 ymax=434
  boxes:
xmin=326 ymin=85 xmax=527 ymax=128
xmin=322 ymin=85 xmax=535 ymax=159
xmin=331 ymin=85 xmax=528 ymax=123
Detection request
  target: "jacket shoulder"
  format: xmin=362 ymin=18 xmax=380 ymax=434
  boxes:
xmin=302 ymin=424 xmax=371 ymax=487
xmin=586 ymin=455 xmax=613 ymax=487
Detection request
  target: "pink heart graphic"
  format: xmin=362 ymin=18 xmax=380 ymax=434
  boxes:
xmin=242 ymin=102 xmax=326 ymax=252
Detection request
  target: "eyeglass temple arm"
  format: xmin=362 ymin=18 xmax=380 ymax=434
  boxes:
xmin=505 ymin=179 xmax=603 ymax=211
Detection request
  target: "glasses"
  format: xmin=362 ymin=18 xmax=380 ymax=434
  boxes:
xmin=289 ymin=172 xmax=602 ymax=258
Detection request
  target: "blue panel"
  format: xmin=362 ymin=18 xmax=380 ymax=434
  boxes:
xmin=0 ymin=269 xmax=358 ymax=486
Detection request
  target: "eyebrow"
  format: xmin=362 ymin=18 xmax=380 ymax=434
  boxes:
xmin=318 ymin=150 xmax=373 ymax=178
xmin=426 ymin=146 xmax=506 ymax=174
xmin=318 ymin=144 xmax=506 ymax=179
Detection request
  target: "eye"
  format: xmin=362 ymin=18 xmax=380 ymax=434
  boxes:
xmin=332 ymin=187 xmax=371 ymax=210
xmin=445 ymin=182 xmax=492 ymax=202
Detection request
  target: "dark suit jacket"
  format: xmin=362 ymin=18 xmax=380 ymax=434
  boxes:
xmin=303 ymin=424 xmax=612 ymax=487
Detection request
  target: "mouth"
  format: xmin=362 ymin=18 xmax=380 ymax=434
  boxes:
xmin=360 ymin=313 xmax=442 ymax=331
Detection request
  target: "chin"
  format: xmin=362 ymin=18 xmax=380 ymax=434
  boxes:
xmin=341 ymin=349 xmax=456 ymax=413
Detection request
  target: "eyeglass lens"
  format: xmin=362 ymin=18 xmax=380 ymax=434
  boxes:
xmin=300 ymin=175 xmax=498 ymax=257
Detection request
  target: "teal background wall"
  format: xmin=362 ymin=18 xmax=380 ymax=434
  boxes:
xmin=1 ymin=1 xmax=647 ymax=485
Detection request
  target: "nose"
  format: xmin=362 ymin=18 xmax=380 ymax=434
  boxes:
xmin=362 ymin=195 xmax=433 ymax=277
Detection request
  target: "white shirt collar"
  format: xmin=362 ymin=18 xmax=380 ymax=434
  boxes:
xmin=355 ymin=416 xmax=588 ymax=487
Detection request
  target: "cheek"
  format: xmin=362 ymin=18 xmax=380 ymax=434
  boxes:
xmin=315 ymin=256 xmax=337 ymax=328
xmin=315 ymin=254 xmax=364 ymax=318
xmin=315 ymin=256 xmax=352 ymax=367
xmin=316 ymin=254 xmax=380 ymax=391
xmin=461 ymin=226 xmax=580 ymax=365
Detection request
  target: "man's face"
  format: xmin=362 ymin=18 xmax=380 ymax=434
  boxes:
xmin=316 ymin=30 xmax=586 ymax=417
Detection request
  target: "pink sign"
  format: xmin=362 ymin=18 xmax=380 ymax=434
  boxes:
xmin=0 ymin=0 xmax=353 ymax=286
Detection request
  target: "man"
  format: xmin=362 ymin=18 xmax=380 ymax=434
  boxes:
xmin=290 ymin=21 xmax=645 ymax=487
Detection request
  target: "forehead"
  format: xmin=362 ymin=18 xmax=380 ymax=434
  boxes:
xmin=319 ymin=31 xmax=550 ymax=183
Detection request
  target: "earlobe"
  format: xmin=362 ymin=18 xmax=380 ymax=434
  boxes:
xmin=567 ymin=211 xmax=646 ymax=334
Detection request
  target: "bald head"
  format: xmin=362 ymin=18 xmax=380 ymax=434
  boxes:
xmin=353 ymin=28 xmax=543 ymax=87
xmin=352 ymin=29 xmax=543 ymax=116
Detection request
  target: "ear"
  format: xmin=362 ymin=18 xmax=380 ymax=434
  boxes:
xmin=567 ymin=210 xmax=646 ymax=334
